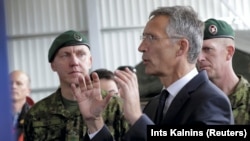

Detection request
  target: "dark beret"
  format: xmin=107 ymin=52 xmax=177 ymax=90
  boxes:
xmin=204 ymin=18 xmax=235 ymax=40
xmin=48 ymin=30 xmax=90 ymax=62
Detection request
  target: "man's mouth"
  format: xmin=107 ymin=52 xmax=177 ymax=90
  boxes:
xmin=69 ymin=71 xmax=81 ymax=74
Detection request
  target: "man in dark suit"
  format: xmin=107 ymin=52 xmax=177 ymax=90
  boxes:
xmin=71 ymin=6 xmax=234 ymax=141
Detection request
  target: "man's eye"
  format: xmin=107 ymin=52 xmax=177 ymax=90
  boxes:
xmin=148 ymin=35 xmax=154 ymax=40
xmin=60 ymin=53 xmax=69 ymax=57
xmin=202 ymin=47 xmax=212 ymax=52
xmin=202 ymin=47 xmax=211 ymax=52
xmin=77 ymin=52 xmax=85 ymax=57
xmin=141 ymin=35 xmax=157 ymax=41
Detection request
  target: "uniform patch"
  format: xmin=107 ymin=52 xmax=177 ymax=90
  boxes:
xmin=73 ymin=33 xmax=82 ymax=41
xmin=208 ymin=25 xmax=217 ymax=35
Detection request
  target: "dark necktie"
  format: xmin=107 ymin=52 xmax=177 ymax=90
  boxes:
xmin=155 ymin=89 xmax=169 ymax=124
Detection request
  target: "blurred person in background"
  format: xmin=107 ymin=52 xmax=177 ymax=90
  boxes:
xmin=10 ymin=70 xmax=34 ymax=141
xmin=197 ymin=18 xmax=250 ymax=124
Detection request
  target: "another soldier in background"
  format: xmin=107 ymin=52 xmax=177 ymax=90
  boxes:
xmin=197 ymin=18 xmax=250 ymax=124
xmin=10 ymin=70 xmax=34 ymax=141
xmin=24 ymin=30 xmax=94 ymax=140
xmin=90 ymin=68 xmax=129 ymax=141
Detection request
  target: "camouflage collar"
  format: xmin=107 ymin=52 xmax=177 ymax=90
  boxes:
xmin=48 ymin=88 xmax=81 ymax=117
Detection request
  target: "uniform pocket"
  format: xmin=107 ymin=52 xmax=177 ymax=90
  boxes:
xmin=32 ymin=119 xmax=65 ymax=141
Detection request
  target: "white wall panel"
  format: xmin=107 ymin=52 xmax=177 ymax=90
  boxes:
xmin=102 ymin=29 xmax=142 ymax=71
xmin=98 ymin=0 xmax=250 ymax=29
xmin=6 ymin=0 xmax=88 ymax=35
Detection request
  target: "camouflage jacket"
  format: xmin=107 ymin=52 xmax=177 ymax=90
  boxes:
xmin=101 ymin=90 xmax=129 ymax=141
xmin=23 ymin=89 xmax=85 ymax=141
xmin=24 ymin=88 xmax=129 ymax=141
xmin=228 ymin=75 xmax=250 ymax=124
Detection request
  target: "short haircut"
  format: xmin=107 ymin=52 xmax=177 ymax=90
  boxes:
xmin=90 ymin=68 xmax=115 ymax=80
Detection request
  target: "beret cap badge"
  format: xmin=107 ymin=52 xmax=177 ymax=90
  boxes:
xmin=73 ymin=33 xmax=83 ymax=42
xmin=208 ymin=25 xmax=218 ymax=35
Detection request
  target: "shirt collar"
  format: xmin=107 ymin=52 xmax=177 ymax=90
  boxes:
xmin=165 ymin=68 xmax=198 ymax=97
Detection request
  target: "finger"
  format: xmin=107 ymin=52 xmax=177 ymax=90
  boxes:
xmin=124 ymin=67 xmax=136 ymax=74
xmin=103 ymin=93 xmax=114 ymax=107
xmin=114 ymin=69 xmax=132 ymax=82
xmin=71 ymin=83 xmax=78 ymax=97
xmin=78 ymin=75 xmax=87 ymax=92
xmin=114 ymin=70 xmax=130 ymax=88
xmin=84 ymin=74 xmax=93 ymax=90
xmin=91 ymin=72 xmax=100 ymax=89
xmin=123 ymin=68 xmax=138 ymax=83
xmin=71 ymin=83 xmax=82 ymax=101
xmin=118 ymin=69 xmax=138 ymax=87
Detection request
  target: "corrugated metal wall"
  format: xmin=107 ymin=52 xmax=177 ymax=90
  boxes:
xmin=5 ymin=0 xmax=250 ymax=102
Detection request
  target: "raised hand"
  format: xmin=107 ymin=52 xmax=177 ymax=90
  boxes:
xmin=114 ymin=68 xmax=142 ymax=125
xmin=71 ymin=72 xmax=113 ymax=133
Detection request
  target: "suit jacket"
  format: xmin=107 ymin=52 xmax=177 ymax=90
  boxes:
xmin=85 ymin=70 xmax=234 ymax=141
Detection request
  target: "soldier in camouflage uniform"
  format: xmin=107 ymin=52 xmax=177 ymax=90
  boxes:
xmin=228 ymin=75 xmax=250 ymax=124
xmin=197 ymin=18 xmax=250 ymax=124
xmin=24 ymin=30 xmax=93 ymax=141
xmin=90 ymin=68 xmax=129 ymax=141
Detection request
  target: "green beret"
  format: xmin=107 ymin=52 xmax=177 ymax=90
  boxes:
xmin=48 ymin=30 xmax=90 ymax=62
xmin=204 ymin=18 xmax=235 ymax=40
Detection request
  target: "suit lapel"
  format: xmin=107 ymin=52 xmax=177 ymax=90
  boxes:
xmin=162 ymin=70 xmax=208 ymax=124
xmin=143 ymin=95 xmax=160 ymax=121
xmin=163 ymin=88 xmax=190 ymax=123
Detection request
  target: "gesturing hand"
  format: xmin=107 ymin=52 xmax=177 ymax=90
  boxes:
xmin=114 ymin=68 xmax=142 ymax=125
xmin=71 ymin=72 xmax=113 ymax=121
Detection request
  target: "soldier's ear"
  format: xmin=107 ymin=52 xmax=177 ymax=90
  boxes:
xmin=226 ymin=45 xmax=235 ymax=61
xmin=50 ymin=63 xmax=57 ymax=72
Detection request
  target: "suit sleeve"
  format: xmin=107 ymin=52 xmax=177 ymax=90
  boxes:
xmin=83 ymin=114 xmax=154 ymax=141
xmin=83 ymin=125 xmax=114 ymax=141
xmin=198 ymin=94 xmax=234 ymax=125
xmin=122 ymin=114 xmax=154 ymax=141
